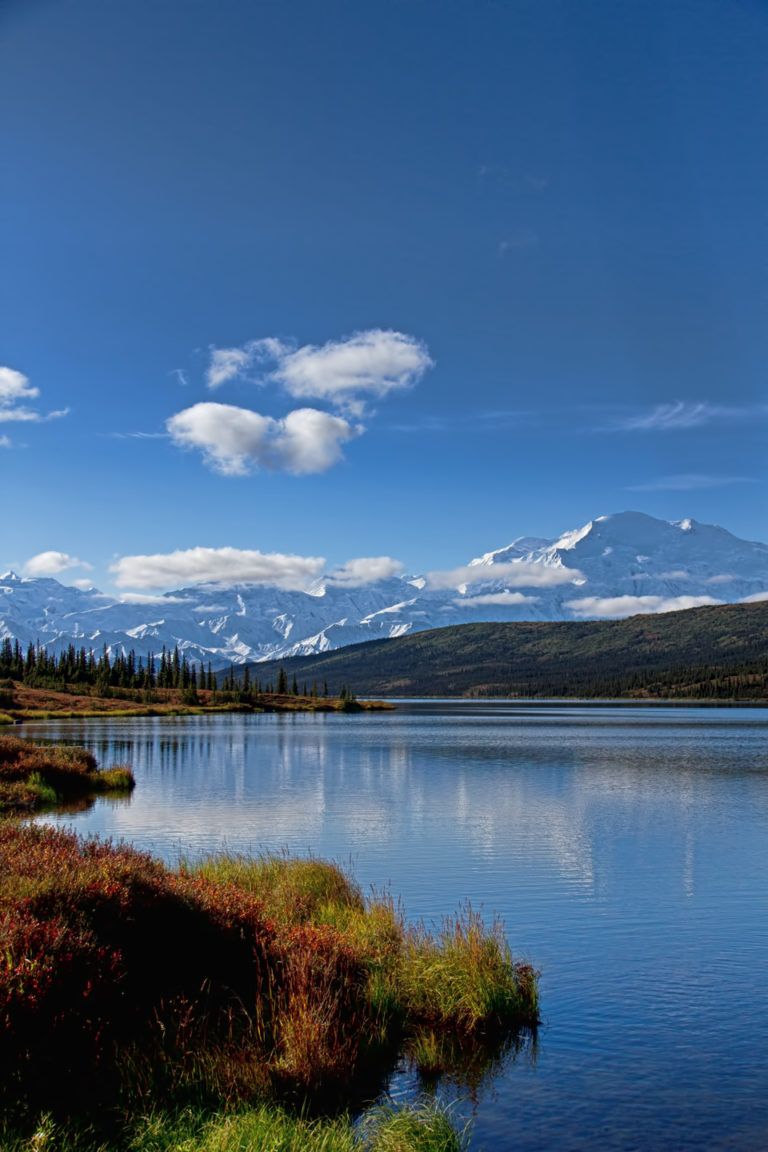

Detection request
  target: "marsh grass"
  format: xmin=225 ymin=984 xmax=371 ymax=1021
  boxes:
xmin=401 ymin=906 xmax=539 ymax=1033
xmin=1 ymin=828 xmax=537 ymax=1141
xmin=0 ymin=735 xmax=136 ymax=814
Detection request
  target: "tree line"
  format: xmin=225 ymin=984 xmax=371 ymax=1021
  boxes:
xmin=0 ymin=638 xmax=348 ymax=703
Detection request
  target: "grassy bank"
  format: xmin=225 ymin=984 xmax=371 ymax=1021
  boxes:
xmin=0 ymin=682 xmax=393 ymax=723
xmin=0 ymin=734 xmax=135 ymax=814
xmin=0 ymin=827 xmax=537 ymax=1148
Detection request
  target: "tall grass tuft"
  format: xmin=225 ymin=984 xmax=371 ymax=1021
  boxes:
xmin=358 ymin=1099 xmax=471 ymax=1152
xmin=401 ymin=905 xmax=539 ymax=1033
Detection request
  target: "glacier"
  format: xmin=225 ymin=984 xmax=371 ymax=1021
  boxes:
xmin=3 ymin=511 xmax=768 ymax=667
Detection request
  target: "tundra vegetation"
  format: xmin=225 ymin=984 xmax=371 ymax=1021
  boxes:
xmin=0 ymin=739 xmax=538 ymax=1152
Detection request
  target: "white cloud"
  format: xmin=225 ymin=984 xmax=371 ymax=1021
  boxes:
xmin=276 ymin=330 xmax=432 ymax=410
xmin=706 ymin=574 xmax=735 ymax=585
xmin=110 ymin=547 xmax=327 ymax=591
xmin=455 ymin=591 xmax=539 ymax=606
xmin=326 ymin=557 xmax=404 ymax=587
xmin=166 ymin=402 xmax=360 ymax=475
xmin=0 ymin=366 xmax=38 ymax=406
xmin=23 ymin=551 xmax=92 ymax=577
xmin=0 ymin=435 xmax=10 ymax=449
xmin=564 ymin=594 xmax=723 ymax=619
xmin=0 ymin=366 xmax=68 ymax=424
xmin=206 ymin=346 xmax=256 ymax=389
xmin=740 ymin=591 xmax=768 ymax=604
xmin=205 ymin=330 xmax=433 ymax=414
xmin=426 ymin=562 xmax=583 ymax=591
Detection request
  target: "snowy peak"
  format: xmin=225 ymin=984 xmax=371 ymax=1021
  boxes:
xmin=3 ymin=512 xmax=768 ymax=665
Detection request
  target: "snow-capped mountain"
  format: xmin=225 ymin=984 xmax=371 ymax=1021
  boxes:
xmin=3 ymin=512 xmax=768 ymax=666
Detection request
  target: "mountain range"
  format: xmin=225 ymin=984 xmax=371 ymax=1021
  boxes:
xmin=3 ymin=511 xmax=768 ymax=666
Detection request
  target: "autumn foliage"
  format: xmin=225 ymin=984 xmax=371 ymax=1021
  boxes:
xmin=0 ymin=825 xmax=538 ymax=1121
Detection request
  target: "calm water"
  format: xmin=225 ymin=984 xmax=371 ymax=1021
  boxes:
xmin=22 ymin=702 xmax=768 ymax=1151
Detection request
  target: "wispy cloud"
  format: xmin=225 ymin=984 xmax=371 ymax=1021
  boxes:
xmin=621 ymin=402 xmax=718 ymax=431
xmin=22 ymin=551 xmax=92 ymax=578
xmin=0 ymin=366 xmax=69 ymax=425
xmin=392 ymin=408 xmax=536 ymax=434
xmin=613 ymin=401 xmax=768 ymax=433
xmin=628 ymin=473 xmax=754 ymax=492
xmin=0 ymin=435 xmax=10 ymax=449
xmin=564 ymin=593 xmax=723 ymax=619
xmin=205 ymin=330 xmax=433 ymax=416
xmin=426 ymin=561 xmax=583 ymax=591
xmin=166 ymin=403 xmax=360 ymax=475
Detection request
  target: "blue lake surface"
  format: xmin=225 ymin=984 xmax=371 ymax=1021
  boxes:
xmin=22 ymin=701 xmax=768 ymax=1150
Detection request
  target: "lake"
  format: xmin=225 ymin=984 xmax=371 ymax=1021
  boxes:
xmin=21 ymin=701 xmax=768 ymax=1150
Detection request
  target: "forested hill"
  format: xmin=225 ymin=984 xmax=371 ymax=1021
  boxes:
xmin=244 ymin=600 xmax=768 ymax=700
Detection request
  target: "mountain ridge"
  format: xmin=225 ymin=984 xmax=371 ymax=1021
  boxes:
xmin=3 ymin=511 xmax=768 ymax=665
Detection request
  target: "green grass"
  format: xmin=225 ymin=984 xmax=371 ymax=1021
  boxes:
xmin=185 ymin=852 xmax=366 ymax=927
xmin=401 ymin=907 xmax=539 ymax=1033
xmin=360 ymin=1101 xmax=471 ymax=1152
xmin=0 ymin=1099 xmax=468 ymax=1152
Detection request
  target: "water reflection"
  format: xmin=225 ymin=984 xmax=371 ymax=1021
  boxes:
xmin=21 ymin=703 xmax=768 ymax=1151
xmin=25 ymin=707 xmax=768 ymax=906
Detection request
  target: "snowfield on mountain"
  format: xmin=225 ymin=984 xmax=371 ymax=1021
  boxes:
xmin=3 ymin=512 xmax=768 ymax=666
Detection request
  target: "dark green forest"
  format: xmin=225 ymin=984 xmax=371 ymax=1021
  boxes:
xmin=240 ymin=600 xmax=768 ymax=701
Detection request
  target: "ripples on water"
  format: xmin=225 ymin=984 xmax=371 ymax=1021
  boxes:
xmin=24 ymin=701 xmax=768 ymax=1151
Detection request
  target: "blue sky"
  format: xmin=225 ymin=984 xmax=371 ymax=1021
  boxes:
xmin=2 ymin=0 xmax=766 ymax=594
